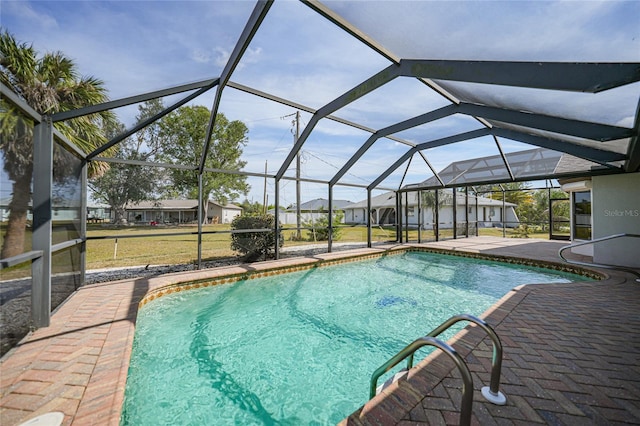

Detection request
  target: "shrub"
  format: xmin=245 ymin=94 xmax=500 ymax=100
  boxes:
xmin=303 ymin=212 xmax=343 ymax=241
xmin=230 ymin=214 xmax=283 ymax=262
xmin=510 ymin=224 xmax=530 ymax=238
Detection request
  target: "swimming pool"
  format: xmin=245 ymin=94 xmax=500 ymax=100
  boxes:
xmin=121 ymin=250 xmax=591 ymax=425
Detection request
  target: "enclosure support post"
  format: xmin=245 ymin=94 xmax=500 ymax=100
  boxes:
xmin=367 ymin=189 xmax=372 ymax=248
xmin=465 ymin=187 xmax=469 ymax=238
xmin=502 ymin=188 xmax=506 ymax=238
xmin=396 ymin=191 xmax=402 ymax=243
xmin=405 ymin=192 xmax=409 ymax=242
xmin=548 ymin=187 xmax=552 ymax=240
xmin=80 ymin=160 xmax=88 ymax=285
xmin=197 ymin=173 xmax=203 ymax=269
xmin=32 ymin=118 xmax=53 ymax=328
xmin=274 ymin=179 xmax=280 ymax=259
xmin=328 ymin=184 xmax=333 ymax=253
xmin=475 ymin=189 xmax=479 ymax=236
xmin=417 ymin=190 xmax=422 ymax=243
xmin=435 ymin=190 xmax=440 ymax=242
xmin=453 ymin=187 xmax=457 ymax=239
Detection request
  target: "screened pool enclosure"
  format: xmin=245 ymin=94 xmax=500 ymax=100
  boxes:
xmin=1 ymin=0 xmax=639 ymax=331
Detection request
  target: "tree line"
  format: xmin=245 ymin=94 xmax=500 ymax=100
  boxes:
xmin=474 ymin=182 xmax=570 ymax=230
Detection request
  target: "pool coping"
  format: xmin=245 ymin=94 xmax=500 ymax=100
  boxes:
xmin=138 ymin=244 xmax=605 ymax=309
xmin=0 ymin=238 xmax=629 ymax=425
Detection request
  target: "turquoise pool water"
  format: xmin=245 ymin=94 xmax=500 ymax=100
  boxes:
xmin=121 ymin=251 xmax=588 ymax=425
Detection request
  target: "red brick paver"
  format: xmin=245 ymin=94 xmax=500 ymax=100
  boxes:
xmin=2 ymin=237 xmax=639 ymax=425
xmin=341 ymin=241 xmax=640 ymax=425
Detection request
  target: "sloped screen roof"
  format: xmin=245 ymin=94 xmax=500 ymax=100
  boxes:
xmin=406 ymin=148 xmax=602 ymax=190
xmin=3 ymin=0 xmax=639 ymax=204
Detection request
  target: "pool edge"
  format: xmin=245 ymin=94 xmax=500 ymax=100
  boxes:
xmin=137 ymin=243 xmax=604 ymax=310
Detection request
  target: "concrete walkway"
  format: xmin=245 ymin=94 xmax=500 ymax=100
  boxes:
xmin=1 ymin=237 xmax=639 ymax=425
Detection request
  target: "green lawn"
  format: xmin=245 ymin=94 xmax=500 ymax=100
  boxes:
xmin=86 ymin=223 xmax=402 ymax=269
xmin=1 ymin=222 xmax=564 ymax=279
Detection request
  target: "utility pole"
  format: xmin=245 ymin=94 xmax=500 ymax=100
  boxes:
xmin=295 ymin=111 xmax=301 ymax=240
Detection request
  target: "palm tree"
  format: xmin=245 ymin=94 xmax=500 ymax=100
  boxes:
xmin=0 ymin=30 xmax=114 ymax=258
xmin=421 ymin=189 xmax=452 ymax=238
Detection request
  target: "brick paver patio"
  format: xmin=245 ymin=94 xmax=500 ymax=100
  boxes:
xmin=2 ymin=237 xmax=639 ymax=425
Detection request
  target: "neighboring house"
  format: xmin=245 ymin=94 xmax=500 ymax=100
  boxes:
xmin=343 ymin=190 xmax=519 ymax=229
xmin=270 ymin=198 xmax=352 ymax=225
xmin=560 ymin=173 xmax=640 ymax=268
xmin=0 ymin=197 xmax=109 ymax=223
xmin=87 ymin=204 xmax=111 ymax=222
xmin=125 ymin=200 xmax=243 ymax=224
xmin=208 ymin=201 xmax=243 ymax=224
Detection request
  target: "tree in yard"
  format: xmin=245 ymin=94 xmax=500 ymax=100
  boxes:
xmin=421 ymin=189 xmax=452 ymax=236
xmin=89 ymin=100 xmax=165 ymax=224
xmin=158 ymin=106 xmax=249 ymax=222
xmin=303 ymin=211 xmax=343 ymax=242
xmin=475 ymin=182 xmax=534 ymax=227
xmin=530 ymin=188 xmax=570 ymax=231
xmin=238 ymin=199 xmax=264 ymax=215
xmin=0 ymin=31 xmax=115 ymax=258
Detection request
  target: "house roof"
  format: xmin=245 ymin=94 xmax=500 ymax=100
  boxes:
xmin=126 ymin=200 xmax=199 ymax=210
xmin=211 ymin=202 xmax=242 ymax=210
xmin=288 ymin=198 xmax=353 ymax=211
xmin=344 ymin=191 xmax=516 ymax=210
xmin=126 ymin=200 xmax=242 ymax=211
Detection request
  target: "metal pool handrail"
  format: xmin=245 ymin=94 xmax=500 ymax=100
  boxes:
xmin=369 ymin=336 xmax=474 ymax=426
xmin=369 ymin=314 xmax=507 ymax=422
xmin=558 ymin=233 xmax=640 ymax=281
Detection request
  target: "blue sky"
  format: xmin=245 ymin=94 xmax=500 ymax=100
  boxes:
xmin=3 ymin=0 xmax=639 ymax=205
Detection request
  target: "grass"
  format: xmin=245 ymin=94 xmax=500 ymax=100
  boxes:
xmin=1 ymin=222 xmax=564 ymax=279
xmin=86 ymin=223 xmax=395 ymax=269
xmin=87 ymin=224 xmax=236 ymax=269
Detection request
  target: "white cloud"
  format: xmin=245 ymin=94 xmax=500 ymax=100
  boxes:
xmin=3 ymin=1 xmax=58 ymax=30
xmin=213 ymin=45 xmax=263 ymax=69
xmin=241 ymin=46 xmax=263 ymax=65
xmin=214 ymin=46 xmax=231 ymax=68
xmin=191 ymin=48 xmax=212 ymax=64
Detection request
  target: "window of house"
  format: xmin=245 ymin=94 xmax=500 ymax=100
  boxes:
xmin=573 ymin=191 xmax=592 ymax=240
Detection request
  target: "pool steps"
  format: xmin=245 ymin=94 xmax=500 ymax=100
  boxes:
xmin=370 ymin=314 xmax=507 ymax=426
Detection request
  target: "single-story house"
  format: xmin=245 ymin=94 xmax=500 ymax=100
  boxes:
xmin=270 ymin=198 xmax=352 ymax=225
xmin=208 ymin=201 xmax=243 ymax=224
xmin=125 ymin=199 xmax=242 ymax=224
xmin=343 ymin=190 xmax=518 ymax=229
xmin=0 ymin=198 xmax=110 ymax=223
xmin=87 ymin=203 xmax=111 ymax=222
